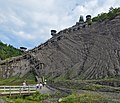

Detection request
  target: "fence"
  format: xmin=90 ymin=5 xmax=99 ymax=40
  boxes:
xmin=0 ymin=85 xmax=36 ymax=96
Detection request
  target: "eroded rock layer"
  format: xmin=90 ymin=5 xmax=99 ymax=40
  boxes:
xmin=0 ymin=14 xmax=120 ymax=80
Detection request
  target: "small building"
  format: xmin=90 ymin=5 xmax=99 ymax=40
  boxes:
xmin=51 ymin=30 xmax=57 ymax=36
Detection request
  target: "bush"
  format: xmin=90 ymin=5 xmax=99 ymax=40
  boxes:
xmin=25 ymin=91 xmax=49 ymax=101
xmin=25 ymin=96 xmax=33 ymax=100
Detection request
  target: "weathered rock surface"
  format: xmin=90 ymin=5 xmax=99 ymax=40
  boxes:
xmin=0 ymin=14 xmax=120 ymax=80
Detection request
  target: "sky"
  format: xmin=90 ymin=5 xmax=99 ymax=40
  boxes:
xmin=0 ymin=0 xmax=120 ymax=49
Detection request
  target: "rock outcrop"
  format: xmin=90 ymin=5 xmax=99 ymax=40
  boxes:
xmin=0 ymin=14 xmax=120 ymax=80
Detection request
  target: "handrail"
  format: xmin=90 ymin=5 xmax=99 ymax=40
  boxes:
xmin=0 ymin=85 xmax=37 ymax=96
xmin=0 ymin=85 xmax=35 ymax=88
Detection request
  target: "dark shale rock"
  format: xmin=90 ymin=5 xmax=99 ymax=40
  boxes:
xmin=0 ymin=14 xmax=120 ymax=80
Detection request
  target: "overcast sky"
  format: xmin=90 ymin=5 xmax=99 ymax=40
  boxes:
xmin=0 ymin=0 xmax=120 ymax=49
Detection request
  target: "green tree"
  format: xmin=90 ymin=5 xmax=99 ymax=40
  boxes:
xmin=0 ymin=41 xmax=22 ymax=60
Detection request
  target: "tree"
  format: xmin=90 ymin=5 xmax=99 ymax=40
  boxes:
xmin=0 ymin=41 xmax=22 ymax=60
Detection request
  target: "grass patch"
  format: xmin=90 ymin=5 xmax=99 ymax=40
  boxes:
xmin=50 ymin=79 xmax=120 ymax=93
xmin=0 ymin=71 xmax=36 ymax=85
xmin=60 ymin=92 xmax=109 ymax=103
xmin=0 ymin=77 xmax=36 ymax=85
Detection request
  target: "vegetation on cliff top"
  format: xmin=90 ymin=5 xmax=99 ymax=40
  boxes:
xmin=0 ymin=41 xmax=22 ymax=60
xmin=92 ymin=7 xmax=120 ymax=22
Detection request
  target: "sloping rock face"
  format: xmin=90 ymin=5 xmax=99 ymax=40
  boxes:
xmin=0 ymin=56 xmax=31 ymax=78
xmin=0 ymin=14 xmax=120 ymax=80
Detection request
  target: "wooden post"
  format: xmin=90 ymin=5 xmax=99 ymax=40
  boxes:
xmin=19 ymin=87 xmax=21 ymax=95
xmin=28 ymin=86 xmax=30 ymax=94
xmin=4 ymin=86 xmax=5 ymax=92
xmin=9 ymin=87 xmax=11 ymax=96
